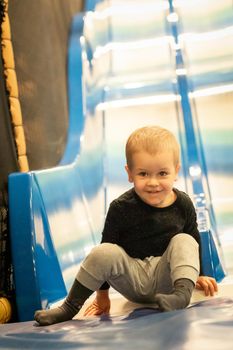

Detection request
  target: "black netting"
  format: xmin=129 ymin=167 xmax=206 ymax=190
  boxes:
xmin=0 ymin=187 xmax=12 ymax=296
xmin=0 ymin=57 xmax=19 ymax=184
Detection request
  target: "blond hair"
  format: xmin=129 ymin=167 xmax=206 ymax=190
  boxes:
xmin=125 ymin=126 xmax=180 ymax=169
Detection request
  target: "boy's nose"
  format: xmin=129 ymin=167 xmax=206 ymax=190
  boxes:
xmin=147 ymin=176 xmax=159 ymax=186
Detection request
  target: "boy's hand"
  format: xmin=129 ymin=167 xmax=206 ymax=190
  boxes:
xmin=195 ymin=276 xmax=218 ymax=296
xmin=84 ymin=290 xmax=110 ymax=316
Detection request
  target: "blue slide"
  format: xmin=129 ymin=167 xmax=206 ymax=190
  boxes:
xmin=3 ymin=1 xmax=233 ymax=349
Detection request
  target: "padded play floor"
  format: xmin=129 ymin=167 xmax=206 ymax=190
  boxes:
xmin=0 ymin=277 xmax=233 ymax=350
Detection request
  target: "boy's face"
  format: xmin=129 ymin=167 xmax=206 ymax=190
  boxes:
xmin=125 ymin=150 xmax=180 ymax=208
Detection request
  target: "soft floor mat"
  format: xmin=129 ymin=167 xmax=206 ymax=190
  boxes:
xmin=0 ymin=297 xmax=232 ymax=350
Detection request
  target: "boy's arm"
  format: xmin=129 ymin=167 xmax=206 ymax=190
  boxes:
xmin=195 ymin=276 xmax=218 ymax=296
xmin=83 ymin=289 xmax=111 ymax=316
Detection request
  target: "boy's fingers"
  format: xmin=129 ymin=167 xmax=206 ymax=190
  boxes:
xmin=202 ymin=281 xmax=209 ymax=296
xmin=196 ymin=279 xmax=207 ymax=295
xmin=196 ymin=277 xmax=218 ymax=296
xmin=204 ymin=277 xmax=218 ymax=295
xmin=84 ymin=303 xmax=105 ymax=316
xmin=196 ymin=276 xmax=218 ymax=296
xmin=211 ymin=278 xmax=218 ymax=292
xmin=84 ymin=308 xmax=99 ymax=316
xmin=208 ymin=281 xmax=215 ymax=296
xmin=84 ymin=305 xmax=95 ymax=316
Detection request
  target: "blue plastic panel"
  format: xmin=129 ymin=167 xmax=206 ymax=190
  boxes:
xmin=9 ymin=163 xmax=104 ymax=321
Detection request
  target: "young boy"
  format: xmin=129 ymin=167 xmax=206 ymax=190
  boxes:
xmin=35 ymin=125 xmax=218 ymax=326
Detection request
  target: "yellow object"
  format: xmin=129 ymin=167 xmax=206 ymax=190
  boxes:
xmin=0 ymin=297 xmax=12 ymax=324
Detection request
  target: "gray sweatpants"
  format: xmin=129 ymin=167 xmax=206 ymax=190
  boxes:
xmin=76 ymin=233 xmax=200 ymax=303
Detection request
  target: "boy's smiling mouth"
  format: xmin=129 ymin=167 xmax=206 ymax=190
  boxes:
xmin=147 ymin=189 xmax=162 ymax=194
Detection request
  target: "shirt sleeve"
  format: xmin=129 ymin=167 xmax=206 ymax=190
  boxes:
xmin=101 ymin=200 xmax=122 ymax=244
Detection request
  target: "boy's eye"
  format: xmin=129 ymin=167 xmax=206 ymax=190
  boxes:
xmin=159 ymin=171 xmax=168 ymax=176
xmin=139 ymin=171 xmax=148 ymax=177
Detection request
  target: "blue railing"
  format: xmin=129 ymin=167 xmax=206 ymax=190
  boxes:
xmin=167 ymin=0 xmax=225 ymax=281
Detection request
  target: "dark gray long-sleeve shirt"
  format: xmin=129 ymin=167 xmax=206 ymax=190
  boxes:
xmin=100 ymin=187 xmax=201 ymax=289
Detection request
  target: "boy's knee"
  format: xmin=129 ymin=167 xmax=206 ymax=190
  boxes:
xmin=170 ymin=233 xmax=198 ymax=248
xmin=87 ymin=243 xmax=123 ymax=264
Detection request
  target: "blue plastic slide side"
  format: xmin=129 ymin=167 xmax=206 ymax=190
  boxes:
xmin=8 ymin=173 xmax=67 ymax=321
xmin=9 ymin=160 xmax=104 ymax=320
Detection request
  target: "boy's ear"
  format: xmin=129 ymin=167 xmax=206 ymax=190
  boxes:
xmin=175 ymin=163 xmax=181 ymax=180
xmin=125 ymin=165 xmax=133 ymax=183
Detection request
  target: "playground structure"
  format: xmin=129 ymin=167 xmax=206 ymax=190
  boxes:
xmin=0 ymin=2 xmax=233 ymax=349
xmin=7 ymin=0 xmax=233 ymax=322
